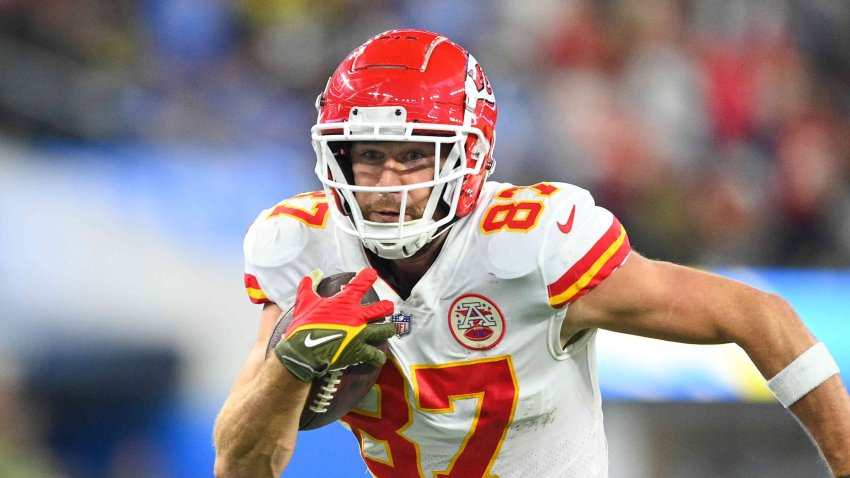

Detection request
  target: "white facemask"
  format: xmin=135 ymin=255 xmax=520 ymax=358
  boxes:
xmin=312 ymin=106 xmax=490 ymax=259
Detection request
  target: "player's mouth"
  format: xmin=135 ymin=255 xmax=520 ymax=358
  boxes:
xmin=369 ymin=210 xmax=413 ymax=222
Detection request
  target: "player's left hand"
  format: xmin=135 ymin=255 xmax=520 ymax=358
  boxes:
xmin=274 ymin=268 xmax=396 ymax=382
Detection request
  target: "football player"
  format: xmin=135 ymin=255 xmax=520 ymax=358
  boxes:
xmin=213 ymin=29 xmax=850 ymax=477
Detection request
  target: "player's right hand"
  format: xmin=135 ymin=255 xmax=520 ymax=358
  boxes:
xmin=274 ymin=268 xmax=396 ymax=382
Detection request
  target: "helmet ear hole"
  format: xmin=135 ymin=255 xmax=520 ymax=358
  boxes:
xmin=456 ymin=175 xmax=484 ymax=217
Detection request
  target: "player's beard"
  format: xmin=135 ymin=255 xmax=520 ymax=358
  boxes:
xmin=360 ymin=193 xmax=425 ymax=223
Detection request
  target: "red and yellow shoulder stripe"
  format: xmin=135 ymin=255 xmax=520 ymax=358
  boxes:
xmin=244 ymin=273 xmax=270 ymax=304
xmin=547 ymin=217 xmax=630 ymax=308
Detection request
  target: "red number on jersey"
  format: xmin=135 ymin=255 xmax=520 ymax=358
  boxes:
xmin=343 ymin=356 xmax=519 ymax=477
xmin=266 ymin=191 xmax=329 ymax=228
xmin=342 ymin=359 xmax=422 ymax=477
xmin=481 ymin=183 xmax=559 ymax=233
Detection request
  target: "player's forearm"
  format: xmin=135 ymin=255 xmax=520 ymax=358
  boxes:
xmin=733 ymin=295 xmax=850 ymax=475
xmin=213 ymin=359 xmax=310 ymax=478
xmin=788 ymin=374 xmax=850 ymax=476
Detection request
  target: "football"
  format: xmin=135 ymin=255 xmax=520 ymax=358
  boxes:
xmin=265 ymin=272 xmax=390 ymax=430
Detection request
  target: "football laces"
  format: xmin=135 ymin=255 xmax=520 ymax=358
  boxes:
xmin=310 ymin=370 xmax=344 ymax=413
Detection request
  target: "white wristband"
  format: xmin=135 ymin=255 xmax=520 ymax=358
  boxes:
xmin=767 ymin=342 xmax=839 ymax=408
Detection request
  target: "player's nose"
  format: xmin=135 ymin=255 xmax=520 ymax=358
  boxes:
xmin=374 ymin=158 xmax=404 ymax=187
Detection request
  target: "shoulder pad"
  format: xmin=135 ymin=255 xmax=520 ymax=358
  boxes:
xmin=244 ymin=207 xmax=309 ymax=268
xmin=476 ymin=182 xmax=572 ymax=279
xmin=244 ymin=191 xmax=333 ymax=268
xmin=540 ymin=183 xmax=630 ymax=308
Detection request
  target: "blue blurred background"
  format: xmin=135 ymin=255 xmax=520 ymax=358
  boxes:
xmin=0 ymin=1 xmax=848 ymax=477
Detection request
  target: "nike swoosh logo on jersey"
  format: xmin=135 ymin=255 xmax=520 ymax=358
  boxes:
xmin=304 ymin=332 xmax=344 ymax=348
xmin=557 ymin=204 xmax=576 ymax=234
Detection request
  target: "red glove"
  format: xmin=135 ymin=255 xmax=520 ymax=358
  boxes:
xmin=275 ymin=268 xmax=396 ymax=381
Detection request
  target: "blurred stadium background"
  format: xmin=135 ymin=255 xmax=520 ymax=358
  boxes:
xmin=0 ymin=0 xmax=848 ymax=476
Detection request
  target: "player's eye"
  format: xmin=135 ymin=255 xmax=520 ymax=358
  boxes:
xmin=401 ymin=150 xmax=433 ymax=164
xmin=356 ymin=150 xmax=385 ymax=164
xmin=404 ymin=151 xmax=425 ymax=161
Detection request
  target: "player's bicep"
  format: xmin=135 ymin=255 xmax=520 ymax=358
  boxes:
xmin=230 ymin=302 xmax=284 ymax=391
xmin=566 ymin=253 xmax=768 ymax=344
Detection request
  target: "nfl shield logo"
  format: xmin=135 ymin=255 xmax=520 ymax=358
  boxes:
xmin=391 ymin=312 xmax=412 ymax=337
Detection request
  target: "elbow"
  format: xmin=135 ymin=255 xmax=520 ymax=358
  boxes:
xmin=212 ymin=424 xmax=236 ymax=477
xmin=214 ymin=446 xmax=291 ymax=478
xmin=761 ymin=291 xmax=815 ymax=349
xmin=213 ymin=443 xmax=251 ymax=478
xmin=214 ymin=453 xmax=253 ymax=478
xmin=758 ymin=292 xmax=806 ymax=336
xmin=213 ymin=455 xmax=276 ymax=478
xmin=733 ymin=291 xmax=814 ymax=367
xmin=213 ymin=457 xmax=233 ymax=478
xmin=722 ymin=291 xmax=795 ymax=346
xmin=212 ymin=435 xmax=254 ymax=478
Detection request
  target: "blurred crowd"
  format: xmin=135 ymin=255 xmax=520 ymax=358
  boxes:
xmin=0 ymin=0 xmax=849 ymax=268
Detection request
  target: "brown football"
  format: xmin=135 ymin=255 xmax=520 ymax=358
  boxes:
xmin=265 ymin=272 xmax=390 ymax=430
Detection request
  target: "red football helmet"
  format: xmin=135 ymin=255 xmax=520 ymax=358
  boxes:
xmin=312 ymin=29 xmax=497 ymax=259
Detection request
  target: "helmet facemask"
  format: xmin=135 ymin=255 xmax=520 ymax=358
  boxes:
xmin=312 ymin=106 xmax=490 ymax=259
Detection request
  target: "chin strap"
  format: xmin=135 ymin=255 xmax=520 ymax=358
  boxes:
xmin=363 ymin=231 xmax=431 ymax=260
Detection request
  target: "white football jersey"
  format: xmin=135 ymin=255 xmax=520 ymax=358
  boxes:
xmin=243 ymin=181 xmax=631 ymax=478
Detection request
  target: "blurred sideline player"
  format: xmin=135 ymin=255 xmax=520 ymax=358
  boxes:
xmin=213 ymin=29 xmax=850 ymax=477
